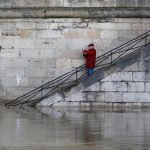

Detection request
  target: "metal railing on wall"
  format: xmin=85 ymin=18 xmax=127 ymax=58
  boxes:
xmin=5 ymin=31 xmax=150 ymax=107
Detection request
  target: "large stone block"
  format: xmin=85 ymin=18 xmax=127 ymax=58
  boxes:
xmin=0 ymin=68 xmax=6 ymax=78
xmin=65 ymin=92 xmax=85 ymax=102
xmin=100 ymin=81 xmax=128 ymax=92
xmin=19 ymin=49 xmax=40 ymax=58
xmin=118 ymin=31 xmax=138 ymax=40
xmin=0 ymin=86 xmax=6 ymax=97
xmin=34 ymin=39 xmax=58 ymax=49
xmin=123 ymin=92 xmax=150 ymax=102
xmin=16 ymin=22 xmax=36 ymax=29
xmin=115 ymin=0 xmax=135 ymax=7
xmin=71 ymin=59 xmax=84 ymax=68
xmin=28 ymin=77 xmax=43 ymax=88
xmin=133 ymin=72 xmax=145 ymax=81
xmin=64 ymin=0 xmax=101 ymax=7
xmin=14 ymin=39 xmax=34 ymax=48
xmin=6 ymin=87 xmax=34 ymax=99
xmin=141 ymin=19 xmax=150 ymax=23
xmin=6 ymin=67 xmax=24 ymax=77
xmin=0 ymin=48 xmax=19 ymax=58
xmin=27 ymin=58 xmax=56 ymax=68
xmin=99 ymin=23 xmax=132 ymax=30
xmin=1 ymin=31 xmax=20 ymax=39
xmin=24 ymin=67 xmax=47 ymax=77
xmin=0 ymin=58 xmax=27 ymax=68
xmin=0 ymin=77 xmax=28 ymax=87
xmin=54 ymin=68 xmax=72 ymax=77
xmin=114 ymin=18 xmax=140 ymax=23
xmin=85 ymin=91 xmax=105 ymax=102
xmin=40 ymin=49 xmax=58 ymax=58
xmin=49 ymin=23 xmax=59 ymax=30
xmin=100 ymin=31 xmax=118 ymax=39
xmin=83 ymin=82 xmax=99 ymax=92
xmin=128 ymin=82 xmax=145 ymax=92
xmin=0 ymin=39 xmax=14 ymax=48
xmin=41 ymin=30 xmax=62 ymax=39
xmin=88 ymin=23 xmax=101 ymax=29
xmin=103 ymin=72 xmax=132 ymax=82
xmin=145 ymin=82 xmax=150 ymax=92
xmin=105 ymin=92 xmax=123 ymax=102
xmin=0 ymin=0 xmax=11 ymax=8
xmin=36 ymin=22 xmax=49 ymax=29
xmin=65 ymin=39 xmax=92 ymax=51
xmin=132 ymin=24 xmax=150 ymax=31
xmin=20 ymin=29 xmax=36 ymax=39
xmin=56 ymin=59 xmax=72 ymax=68
xmin=63 ymin=29 xmax=100 ymax=39
xmin=0 ymin=22 xmax=16 ymax=31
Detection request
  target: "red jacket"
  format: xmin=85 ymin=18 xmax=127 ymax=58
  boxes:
xmin=83 ymin=48 xmax=96 ymax=68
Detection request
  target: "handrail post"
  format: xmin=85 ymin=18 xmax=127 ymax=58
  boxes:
xmin=76 ymin=67 xmax=78 ymax=83
xmin=41 ymin=86 xmax=43 ymax=100
xmin=111 ymin=52 xmax=113 ymax=64
xmin=145 ymin=33 xmax=147 ymax=45
xmin=145 ymin=33 xmax=149 ymax=46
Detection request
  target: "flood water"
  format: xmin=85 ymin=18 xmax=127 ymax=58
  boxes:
xmin=1 ymin=105 xmax=150 ymax=150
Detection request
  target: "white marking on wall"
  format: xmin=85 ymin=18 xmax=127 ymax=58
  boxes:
xmin=16 ymin=73 xmax=22 ymax=86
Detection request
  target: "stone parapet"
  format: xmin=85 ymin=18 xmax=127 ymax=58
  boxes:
xmin=0 ymin=7 xmax=149 ymax=18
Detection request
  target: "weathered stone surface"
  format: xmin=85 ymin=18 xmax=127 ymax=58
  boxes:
xmin=83 ymin=82 xmax=100 ymax=91
xmin=36 ymin=22 xmax=49 ymax=29
xmin=19 ymin=49 xmax=40 ymax=58
xmin=13 ymin=39 xmax=34 ymax=48
xmin=16 ymin=22 xmax=36 ymax=29
xmin=56 ymin=59 xmax=72 ymax=68
xmin=103 ymin=72 xmax=132 ymax=82
xmin=100 ymin=81 xmax=127 ymax=92
xmin=0 ymin=86 xmax=6 ymax=97
xmin=65 ymin=92 xmax=85 ymax=102
xmin=128 ymin=82 xmax=145 ymax=92
xmin=71 ymin=59 xmax=84 ymax=68
xmin=118 ymin=31 xmax=138 ymax=40
xmin=0 ymin=0 xmax=149 ymax=8
xmin=24 ymin=67 xmax=47 ymax=77
xmin=105 ymin=92 xmax=122 ymax=102
xmin=41 ymin=30 xmax=62 ymax=39
xmin=0 ymin=77 xmax=28 ymax=87
xmin=6 ymin=87 xmax=33 ymax=99
xmin=114 ymin=18 xmax=140 ymax=23
xmin=145 ymin=82 xmax=150 ymax=92
xmin=28 ymin=78 xmax=43 ymax=88
xmin=100 ymin=31 xmax=118 ymax=39
xmin=98 ymin=23 xmax=132 ymax=30
xmin=0 ymin=49 xmax=19 ymax=58
xmin=132 ymin=24 xmax=150 ymax=31
xmin=133 ymin=72 xmax=145 ymax=81
xmin=6 ymin=67 xmax=24 ymax=77
xmin=123 ymin=93 xmax=150 ymax=102
xmin=85 ymin=91 xmax=105 ymax=102
xmin=63 ymin=29 xmax=100 ymax=39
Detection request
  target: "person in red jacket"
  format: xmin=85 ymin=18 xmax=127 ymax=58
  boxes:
xmin=83 ymin=44 xmax=96 ymax=76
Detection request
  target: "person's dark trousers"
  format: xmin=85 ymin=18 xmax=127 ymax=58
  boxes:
xmin=87 ymin=68 xmax=94 ymax=76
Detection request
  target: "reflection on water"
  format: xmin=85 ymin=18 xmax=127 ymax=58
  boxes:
xmin=0 ymin=105 xmax=150 ymax=150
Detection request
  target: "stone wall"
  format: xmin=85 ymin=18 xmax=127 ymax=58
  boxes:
xmin=0 ymin=0 xmax=149 ymax=104
xmin=0 ymin=17 xmax=149 ymax=102
xmin=0 ymin=0 xmax=149 ymax=8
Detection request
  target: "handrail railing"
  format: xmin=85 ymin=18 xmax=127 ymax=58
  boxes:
xmin=5 ymin=31 xmax=150 ymax=107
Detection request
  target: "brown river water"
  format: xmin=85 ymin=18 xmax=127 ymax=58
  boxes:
xmin=0 ymin=105 xmax=150 ymax=150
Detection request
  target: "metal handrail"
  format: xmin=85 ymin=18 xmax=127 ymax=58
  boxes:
xmin=5 ymin=31 xmax=150 ymax=107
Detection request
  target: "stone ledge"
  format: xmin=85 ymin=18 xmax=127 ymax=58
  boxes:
xmin=0 ymin=7 xmax=149 ymax=18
